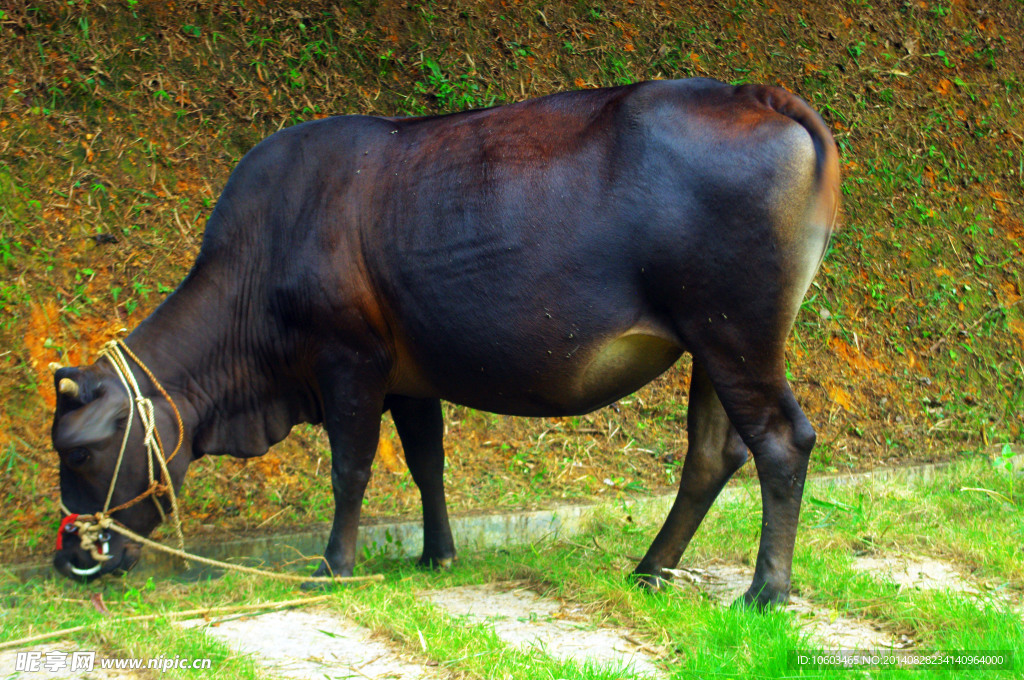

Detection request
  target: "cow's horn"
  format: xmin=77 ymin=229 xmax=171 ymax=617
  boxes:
xmin=48 ymin=362 xmax=64 ymax=373
xmin=58 ymin=378 xmax=80 ymax=399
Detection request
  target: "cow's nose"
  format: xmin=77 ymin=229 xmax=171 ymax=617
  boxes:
xmin=53 ymin=528 xmax=122 ymax=580
xmin=53 ymin=547 xmax=104 ymax=579
xmin=67 ymin=552 xmax=104 ymax=577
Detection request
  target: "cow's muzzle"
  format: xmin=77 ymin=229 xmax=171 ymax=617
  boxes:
xmin=53 ymin=530 xmax=141 ymax=581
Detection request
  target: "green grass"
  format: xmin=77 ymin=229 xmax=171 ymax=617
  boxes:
xmin=3 ymin=3 xmax=1022 ymax=671
xmin=2 ymin=0 xmax=1023 ymax=587
xmin=2 ymin=457 xmax=1020 ymax=678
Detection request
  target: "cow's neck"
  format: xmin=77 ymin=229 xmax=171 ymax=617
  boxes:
xmin=123 ymin=261 xmax=320 ymax=459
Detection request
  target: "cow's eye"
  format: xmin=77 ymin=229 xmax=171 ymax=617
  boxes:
xmin=67 ymin=448 xmax=90 ymax=467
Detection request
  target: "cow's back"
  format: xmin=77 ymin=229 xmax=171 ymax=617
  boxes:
xmin=196 ymin=80 xmax=835 ymax=417
xmin=355 ymin=80 xmax=834 ymax=414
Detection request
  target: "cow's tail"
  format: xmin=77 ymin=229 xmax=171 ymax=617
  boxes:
xmin=748 ymin=85 xmax=841 ymax=271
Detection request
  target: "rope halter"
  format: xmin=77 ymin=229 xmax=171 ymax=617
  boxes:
xmin=57 ymin=340 xmax=188 ymax=575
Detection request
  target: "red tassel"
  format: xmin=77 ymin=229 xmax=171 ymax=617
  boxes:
xmin=56 ymin=514 xmax=79 ymax=551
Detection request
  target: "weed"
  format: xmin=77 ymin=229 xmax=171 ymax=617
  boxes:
xmin=8 ymin=460 xmax=1022 ymax=678
xmin=1 ymin=0 xmax=1023 ymax=568
xmin=414 ymin=58 xmax=498 ymax=112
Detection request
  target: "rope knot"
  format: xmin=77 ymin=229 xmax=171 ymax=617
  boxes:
xmin=67 ymin=513 xmax=113 ymax=563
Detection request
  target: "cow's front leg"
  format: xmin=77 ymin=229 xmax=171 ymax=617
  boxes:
xmin=311 ymin=363 xmax=386 ymax=581
xmin=387 ymin=396 xmax=456 ymax=568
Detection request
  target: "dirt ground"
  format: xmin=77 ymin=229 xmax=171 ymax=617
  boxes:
xmin=1 ymin=0 xmax=1022 ymax=566
xmin=59 ymin=553 xmax=1010 ymax=680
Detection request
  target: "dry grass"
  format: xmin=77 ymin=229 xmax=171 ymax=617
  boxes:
xmin=0 ymin=0 xmax=1021 ymax=562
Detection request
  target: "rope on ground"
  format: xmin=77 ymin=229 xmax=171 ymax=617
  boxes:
xmin=103 ymin=518 xmax=383 ymax=585
xmin=0 ymin=593 xmax=342 ymax=651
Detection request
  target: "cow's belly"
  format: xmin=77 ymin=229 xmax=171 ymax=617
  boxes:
xmin=574 ymin=331 xmax=683 ymax=409
xmin=392 ymin=327 xmax=684 ymax=417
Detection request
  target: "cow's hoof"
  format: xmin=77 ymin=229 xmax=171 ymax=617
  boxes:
xmin=300 ymin=560 xmax=347 ymax=590
xmin=631 ymin=569 xmax=667 ymax=593
xmin=300 ymin=579 xmax=330 ymax=591
xmin=732 ymin=585 xmax=789 ymax=611
xmin=417 ymin=554 xmax=455 ymax=570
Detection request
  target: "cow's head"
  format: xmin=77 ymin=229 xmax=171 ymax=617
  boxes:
xmin=50 ymin=360 xmax=190 ymax=581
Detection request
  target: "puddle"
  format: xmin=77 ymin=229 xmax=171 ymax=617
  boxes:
xmin=424 ymin=583 xmax=664 ymax=678
xmin=176 ymin=609 xmax=434 ymax=679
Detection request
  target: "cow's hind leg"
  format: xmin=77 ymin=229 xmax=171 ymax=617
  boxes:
xmin=698 ymin=351 xmax=816 ymax=609
xmin=387 ymin=396 xmax=456 ymax=568
xmin=633 ymin=361 xmax=748 ymax=590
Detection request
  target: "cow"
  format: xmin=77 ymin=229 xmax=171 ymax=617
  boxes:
xmin=50 ymin=78 xmax=838 ymax=608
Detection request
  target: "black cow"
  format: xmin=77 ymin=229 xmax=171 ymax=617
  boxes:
xmin=51 ymin=78 xmax=838 ymax=607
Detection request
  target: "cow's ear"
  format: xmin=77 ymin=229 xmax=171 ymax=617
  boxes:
xmin=52 ymin=379 xmax=129 ymax=450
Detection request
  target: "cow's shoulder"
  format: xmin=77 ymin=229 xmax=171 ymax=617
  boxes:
xmin=241 ymin=114 xmax=397 ymax=170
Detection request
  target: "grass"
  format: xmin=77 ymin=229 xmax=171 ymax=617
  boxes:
xmin=2 ymin=457 xmax=1020 ymax=678
xmin=0 ymin=0 xmax=1022 ymax=562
